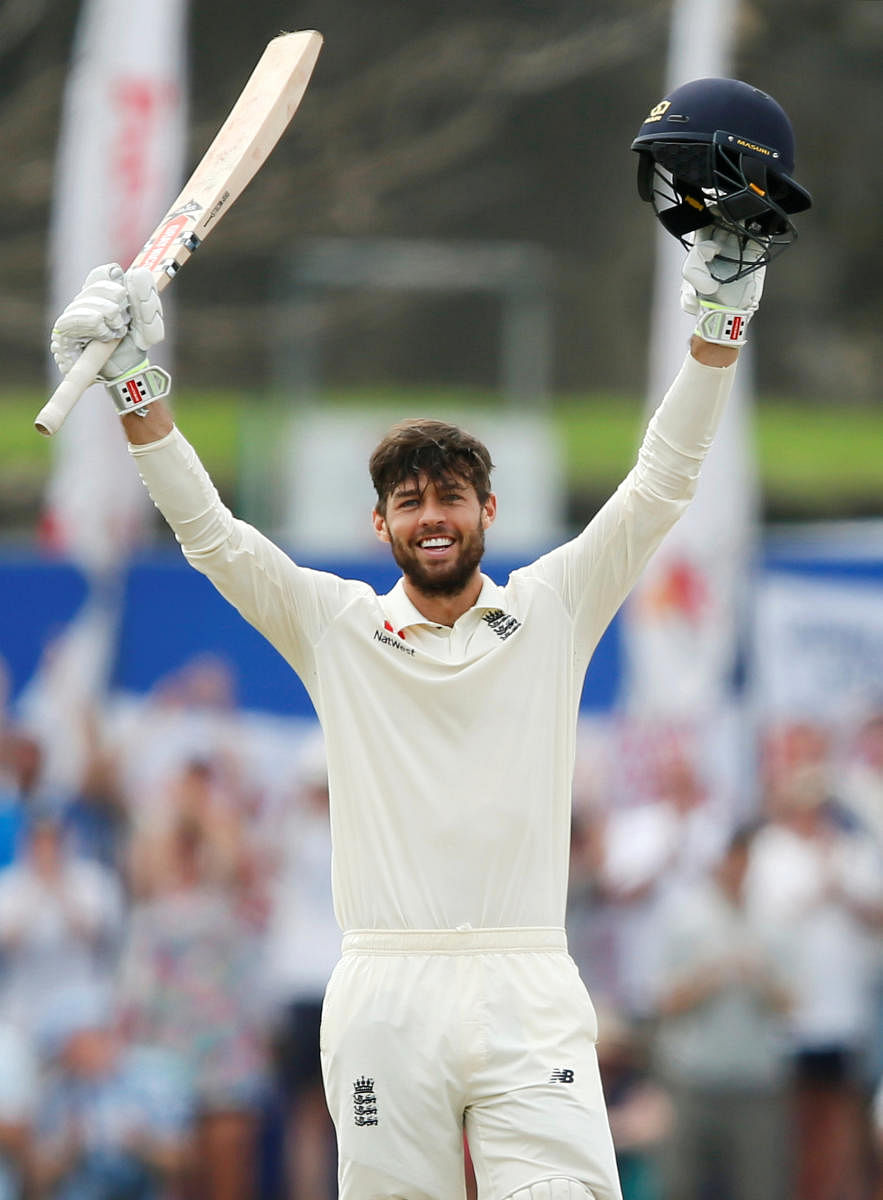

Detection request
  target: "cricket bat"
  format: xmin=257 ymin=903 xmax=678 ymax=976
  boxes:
xmin=35 ymin=29 xmax=323 ymax=436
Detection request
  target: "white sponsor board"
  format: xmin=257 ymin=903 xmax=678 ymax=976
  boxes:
xmin=753 ymin=572 xmax=883 ymax=719
xmin=282 ymin=407 xmax=565 ymax=557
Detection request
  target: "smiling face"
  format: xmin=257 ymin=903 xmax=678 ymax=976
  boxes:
xmin=373 ymin=473 xmax=496 ymax=598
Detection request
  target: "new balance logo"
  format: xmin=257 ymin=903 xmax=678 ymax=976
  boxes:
xmin=353 ymin=1076 xmax=378 ymax=1126
xmin=482 ymin=609 xmax=521 ymax=641
xmin=550 ymin=1068 xmax=575 ymax=1083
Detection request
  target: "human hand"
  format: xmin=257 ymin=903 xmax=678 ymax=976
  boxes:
xmin=681 ymin=226 xmax=766 ymax=346
xmin=51 ymin=264 xmax=169 ymax=415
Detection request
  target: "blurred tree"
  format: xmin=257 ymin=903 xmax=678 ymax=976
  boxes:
xmin=1 ymin=0 xmax=880 ymax=401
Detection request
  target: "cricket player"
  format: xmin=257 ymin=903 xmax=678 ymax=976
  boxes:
xmin=50 ymin=78 xmax=809 ymax=1200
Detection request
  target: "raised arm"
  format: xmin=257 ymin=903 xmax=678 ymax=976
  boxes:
xmin=520 ymin=224 xmax=767 ymax=665
xmin=49 ymin=265 xmax=362 ymax=687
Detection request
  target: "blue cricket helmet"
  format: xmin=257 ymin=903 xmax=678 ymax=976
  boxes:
xmin=631 ymin=77 xmax=812 ymax=278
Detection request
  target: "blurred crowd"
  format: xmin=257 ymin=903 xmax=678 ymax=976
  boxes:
xmin=569 ymin=711 xmax=883 ymax=1200
xmin=0 ymin=647 xmax=882 ymax=1200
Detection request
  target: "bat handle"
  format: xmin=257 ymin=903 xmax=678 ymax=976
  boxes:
xmin=34 ymin=338 xmax=121 ymax=436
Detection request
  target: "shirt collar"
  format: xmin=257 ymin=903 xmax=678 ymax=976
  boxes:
xmin=383 ymin=574 xmax=506 ymax=630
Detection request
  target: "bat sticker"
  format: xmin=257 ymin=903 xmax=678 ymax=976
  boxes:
xmin=139 ymin=212 xmax=197 ymax=272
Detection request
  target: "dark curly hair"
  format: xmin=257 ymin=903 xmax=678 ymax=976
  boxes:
xmin=369 ymin=419 xmax=494 ymax=515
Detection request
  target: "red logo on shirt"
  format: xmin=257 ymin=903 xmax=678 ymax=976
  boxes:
xmin=374 ymin=626 xmax=415 ymax=656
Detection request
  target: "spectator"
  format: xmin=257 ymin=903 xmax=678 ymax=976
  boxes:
xmin=260 ymin=733 xmax=338 ymax=1200
xmin=839 ymin=710 xmax=883 ymax=848
xmin=127 ymin=757 xmax=252 ymax=905
xmin=119 ymin=814 xmax=267 ymax=1200
xmin=31 ymin=983 xmax=194 ymax=1200
xmin=0 ymin=730 xmax=44 ymax=870
xmin=62 ymin=710 xmax=130 ymax=874
xmin=0 ymin=1021 xmax=38 ymax=1200
xmin=839 ymin=709 xmax=883 ymax=1085
xmin=745 ymin=759 xmax=883 ymax=1200
xmin=0 ymin=806 xmax=124 ymax=1043
xmin=566 ymin=805 xmax=621 ymax=1007
xmin=109 ymin=655 xmax=244 ymax=814
xmin=599 ymin=747 xmax=729 ymax=1018
xmin=651 ymin=823 xmax=793 ymax=1200
xmin=595 ymin=1006 xmax=671 ymax=1200
xmin=873 ymin=1073 xmax=883 ymax=1200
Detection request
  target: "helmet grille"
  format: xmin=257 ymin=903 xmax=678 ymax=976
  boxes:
xmin=652 ymin=142 xmax=713 ymax=190
xmin=640 ymin=139 xmax=800 ymax=282
xmin=631 ymin=77 xmax=811 ymax=281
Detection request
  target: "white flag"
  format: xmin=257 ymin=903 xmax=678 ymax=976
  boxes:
xmin=620 ymin=0 xmax=759 ymax=718
xmin=45 ymin=0 xmax=188 ymax=571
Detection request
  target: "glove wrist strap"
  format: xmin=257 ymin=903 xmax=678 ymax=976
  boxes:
xmin=104 ymin=359 xmax=172 ymax=416
xmin=693 ymin=302 xmax=752 ymax=348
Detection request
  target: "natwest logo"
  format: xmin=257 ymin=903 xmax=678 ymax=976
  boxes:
xmin=373 ymin=620 xmax=415 ymax=656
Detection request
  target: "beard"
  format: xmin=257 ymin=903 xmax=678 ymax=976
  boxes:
xmin=389 ymin=520 xmax=486 ymax=597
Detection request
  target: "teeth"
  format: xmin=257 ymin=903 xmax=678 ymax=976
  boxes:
xmin=420 ymin=537 xmax=453 ymax=549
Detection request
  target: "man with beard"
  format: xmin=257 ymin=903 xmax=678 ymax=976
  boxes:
xmin=50 ymin=224 xmax=751 ymax=1200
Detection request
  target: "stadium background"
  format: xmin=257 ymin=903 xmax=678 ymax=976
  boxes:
xmin=0 ymin=3 xmax=882 ymax=1200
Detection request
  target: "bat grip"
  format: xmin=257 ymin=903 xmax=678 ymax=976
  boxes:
xmin=35 ymin=338 xmax=121 ymax=436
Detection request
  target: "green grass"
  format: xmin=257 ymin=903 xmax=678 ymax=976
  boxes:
xmin=754 ymin=404 xmax=883 ymax=507
xmin=2 ymin=389 xmax=241 ymax=476
xmin=557 ymin=395 xmax=883 ymax=511
xmin=3 ymin=386 xmax=882 ymax=519
xmin=552 ymin=395 xmax=645 ymax=484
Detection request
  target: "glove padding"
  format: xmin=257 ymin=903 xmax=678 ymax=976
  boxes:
xmin=680 ymin=226 xmax=765 ymax=347
xmin=51 ymin=263 xmax=164 ymax=381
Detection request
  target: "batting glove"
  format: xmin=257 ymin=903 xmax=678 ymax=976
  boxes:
xmin=51 ymin=264 xmax=170 ymax=415
xmin=681 ymin=226 xmax=766 ymax=347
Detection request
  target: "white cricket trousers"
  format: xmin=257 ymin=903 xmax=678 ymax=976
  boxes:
xmin=320 ymin=928 xmax=623 ymax=1200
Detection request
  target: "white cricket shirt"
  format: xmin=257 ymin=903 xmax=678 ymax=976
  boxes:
xmin=131 ymin=352 xmax=735 ymax=934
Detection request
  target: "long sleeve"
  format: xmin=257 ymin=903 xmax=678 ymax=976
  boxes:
xmin=128 ymin=427 xmax=371 ymax=690
xmin=518 ymin=350 xmax=737 ymax=671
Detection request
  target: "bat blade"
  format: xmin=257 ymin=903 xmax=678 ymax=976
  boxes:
xmin=36 ymin=29 xmax=323 ymax=436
